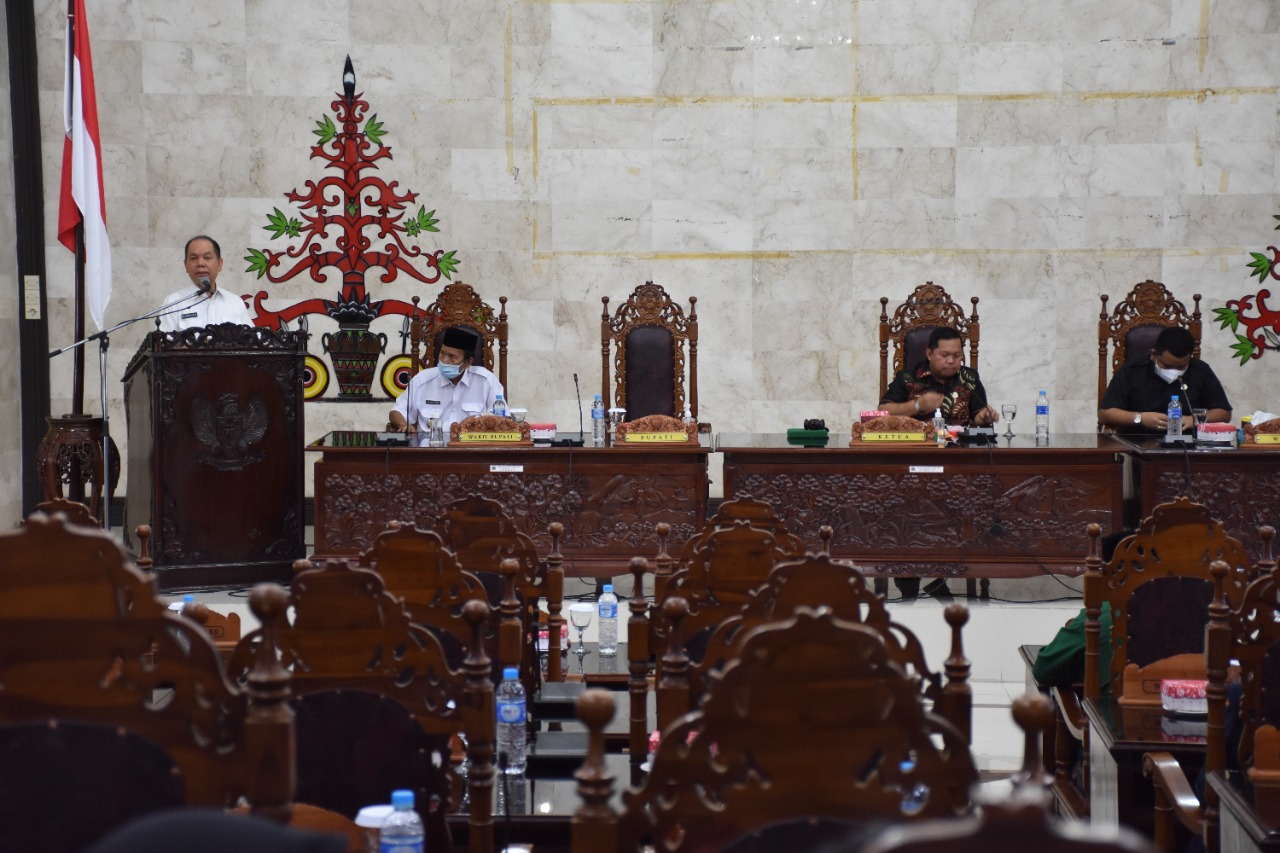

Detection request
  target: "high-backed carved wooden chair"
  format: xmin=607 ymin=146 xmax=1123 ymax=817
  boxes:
xmin=1145 ymin=527 xmax=1278 ymax=853
xmin=1051 ymin=498 xmax=1255 ymax=818
xmin=574 ymin=608 xmax=979 ymax=853
xmin=864 ymin=695 xmax=1157 ymax=853
xmin=878 ymin=281 xmax=980 ymax=401
xmin=601 ymin=282 xmax=699 ymax=423
xmin=409 ymin=281 xmax=509 ymax=392
xmin=1097 ymin=280 xmax=1202 ymax=409
xmin=0 ymin=512 xmax=294 ymax=827
xmin=228 ymin=558 xmax=496 ymax=853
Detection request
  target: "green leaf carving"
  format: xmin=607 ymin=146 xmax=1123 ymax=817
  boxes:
xmin=244 ymin=248 xmax=271 ymax=279
xmin=437 ymin=250 xmax=459 ymax=280
xmin=1212 ymin=305 xmax=1240 ymax=333
xmin=313 ymin=114 xmax=336 ymax=144
xmin=363 ymin=114 xmax=386 ymax=146
xmin=418 ymin=207 xmax=440 ymax=233
xmin=1273 ymin=213 xmax=1279 ymax=231
xmin=346 ymin=199 xmax=359 ymax=218
xmin=1231 ymin=334 xmax=1256 ymax=364
xmin=263 ymin=207 xmax=302 ymax=240
xmin=1248 ymin=252 xmax=1275 ymax=282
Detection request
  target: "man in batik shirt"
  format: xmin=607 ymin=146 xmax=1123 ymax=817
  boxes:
xmin=880 ymin=326 xmax=998 ymax=427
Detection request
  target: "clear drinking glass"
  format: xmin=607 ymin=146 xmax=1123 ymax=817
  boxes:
xmin=1193 ymin=408 xmax=1208 ymax=429
xmin=568 ymin=603 xmax=593 ymax=655
xmin=1001 ymin=404 xmax=1017 ymax=438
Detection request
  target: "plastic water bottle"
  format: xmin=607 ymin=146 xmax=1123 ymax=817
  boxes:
xmin=491 ymin=394 xmax=507 ymax=417
xmin=496 ymin=667 xmax=527 ymax=775
xmin=591 ymin=394 xmax=606 ymax=447
xmin=168 ymin=593 xmax=195 ymax=614
xmin=1167 ymin=395 xmax=1182 ymax=439
xmin=1035 ymin=390 xmax=1050 ymax=440
xmin=379 ymin=789 xmax=424 ymax=853
xmin=898 ymin=759 xmax=931 ymax=815
xmin=932 ymin=408 xmax=946 ymax=448
xmin=597 ymin=584 xmax=618 ymax=656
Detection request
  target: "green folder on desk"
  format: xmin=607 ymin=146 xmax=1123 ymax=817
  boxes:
xmin=786 ymin=428 xmax=829 ymax=448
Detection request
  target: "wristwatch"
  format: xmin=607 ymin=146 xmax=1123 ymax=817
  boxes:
xmin=1133 ymin=412 xmax=1142 ymax=425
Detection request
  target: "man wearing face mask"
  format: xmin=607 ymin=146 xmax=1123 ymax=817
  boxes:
xmin=389 ymin=325 xmax=504 ymax=435
xmin=1098 ymin=326 xmax=1231 ymax=433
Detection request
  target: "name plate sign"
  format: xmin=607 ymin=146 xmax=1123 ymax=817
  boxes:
xmin=459 ymin=432 xmax=523 ymax=442
xmin=861 ymin=432 xmax=927 ymax=442
xmin=1256 ymin=435 xmax=1280 ymax=445
xmin=624 ymin=432 xmax=687 ymax=443
xmin=489 ymin=464 xmax=524 ymax=473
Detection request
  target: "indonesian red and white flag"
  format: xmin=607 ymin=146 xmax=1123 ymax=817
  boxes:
xmin=57 ymin=0 xmax=111 ymax=330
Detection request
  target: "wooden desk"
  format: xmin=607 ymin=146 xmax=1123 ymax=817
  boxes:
xmin=1120 ymin=437 xmax=1280 ymax=558
xmin=1084 ymin=697 xmax=1206 ymax=832
xmin=719 ymin=433 xmax=1126 ymax=582
xmin=1210 ymin=771 xmax=1280 ymax=852
xmin=308 ymin=432 xmax=711 ymax=577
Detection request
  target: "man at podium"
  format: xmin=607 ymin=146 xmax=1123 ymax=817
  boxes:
xmin=388 ymin=326 xmax=505 ymax=435
xmin=158 ymin=235 xmax=252 ymax=333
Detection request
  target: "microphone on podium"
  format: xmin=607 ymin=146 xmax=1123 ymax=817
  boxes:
xmin=574 ymin=373 xmax=584 ymax=441
xmin=197 ymin=276 xmax=212 ymax=294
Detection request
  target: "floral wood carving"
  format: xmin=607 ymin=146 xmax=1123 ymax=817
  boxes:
xmin=851 ymin=415 xmax=935 ymax=441
xmin=448 ymin=414 xmax=531 ymax=443
xmin=615 ymin=414 xmax=696 ymax=442
xmin=1099 ymin=280 xmax=1202 ymax=377
xmin=879 ymin=282 xmax=980 ymax=380
xmin=408 ymin=283 xmax=508 ymax=378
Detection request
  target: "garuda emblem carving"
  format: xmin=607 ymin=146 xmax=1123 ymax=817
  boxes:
xmin=193 ymin=393 xmax=269 ymax=471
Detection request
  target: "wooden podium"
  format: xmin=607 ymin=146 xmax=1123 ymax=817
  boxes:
xmin=122 ymin=324 xmax=305 ymax=589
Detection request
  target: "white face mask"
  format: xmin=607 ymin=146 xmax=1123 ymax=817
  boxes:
xmin=1154 ymin=365 xmax=1187 ymax=384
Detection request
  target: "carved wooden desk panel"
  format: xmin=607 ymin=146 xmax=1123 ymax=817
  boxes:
xmin=1122 ymin=438 xmax=1280 ymax=560
xmin=719 ymin=433 xmax=1127 ymax=580
xmin=309 ymin=432 xmax=710 ymax=577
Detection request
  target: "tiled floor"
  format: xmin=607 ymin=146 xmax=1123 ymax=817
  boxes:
xmin=171 ymin=572 xmax=1082 ymax=776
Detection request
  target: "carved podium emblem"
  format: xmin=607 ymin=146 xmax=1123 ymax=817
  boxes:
xmin=193 ymin=393 xmax=269 ymax=470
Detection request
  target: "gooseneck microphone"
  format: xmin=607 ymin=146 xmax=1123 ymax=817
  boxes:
xmin=574 ymin=372 xmax=584 ymax=441
xmin=197 ymin=276 xmax=212 ymax=294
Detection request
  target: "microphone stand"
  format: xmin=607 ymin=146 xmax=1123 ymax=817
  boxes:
xmin=47 ymin=288 xmax=209 ymax=532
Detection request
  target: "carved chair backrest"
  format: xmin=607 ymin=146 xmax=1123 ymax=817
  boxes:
xmin=408 ymin=282 xmax=509 ymax=392
xmin=0 ymin=512 xmax=293 ymax=817
xmin=1083 ymin=497 xmax=1255 ymax=701
xmin=1097 ymin=280 xmax=1202 ymax=407
xmin=878 ymin=282 xmax=980 ymax=399
xmin=861 ymin=695 xmax=1157 ymax=853
xmin=614 ymin=610 xmax=978 ymax=851
xmin=677 ymin=494 xmax=806 ymax=565
xmin=227 ymin=559 xmax=495 ymax=848
xmin=691 ymin=551 xmax=972 ymax=741
xmin=601 ymin=282 xmax=699 ymax=421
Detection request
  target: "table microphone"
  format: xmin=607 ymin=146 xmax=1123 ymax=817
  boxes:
xmin=197 ymin=276 xmax=212 ymax=293
xmin=574 ymin=372 xmax=584 ymax=441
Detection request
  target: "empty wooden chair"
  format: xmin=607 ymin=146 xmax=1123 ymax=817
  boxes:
xmin=228 ymin=557 xmax=496 ymax=853
xmin=578 ymin=607 xmax=978 ymax=852
xmin=864 ymin=695 xmax=1156 ymax=853
xmin=600 ymin=282 xmax=699 ymax=423
xmin=0 ymin=511 xmax=294 ymax=828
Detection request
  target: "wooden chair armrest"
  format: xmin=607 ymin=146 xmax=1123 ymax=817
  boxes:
xmin=1144 ymin=751 xmax=1204 ymax=836
xmin=1051 ymin=686 xmax=1086 ymax=740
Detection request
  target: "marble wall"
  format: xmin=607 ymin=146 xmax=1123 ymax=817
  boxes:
xmin=0 ymin=10 xmax=23 ymax=525
xmin=23 ymin=0 xmax=1280 ymax=497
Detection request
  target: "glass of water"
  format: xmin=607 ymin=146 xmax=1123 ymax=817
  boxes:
xmin=1001 ymin=404 xmax=1017 ymax=438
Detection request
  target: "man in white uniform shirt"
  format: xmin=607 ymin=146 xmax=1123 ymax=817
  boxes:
xmin=158 ymin=235 xmax=253 ymax=333
xmin=389 ymin=326 xmax=504 ymax=435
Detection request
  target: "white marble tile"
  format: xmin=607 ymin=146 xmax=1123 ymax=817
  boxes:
xmin=652 ymin=103 xmax=753 ymax=149
xmin=960 ymin=43 xmax=1063 ymax=95
xmin=853 ymin=200 xmax=958 ymax=250
xmin=142 ymin=93 xmax=247 ymax=146
xmin=1058 ymin=197 xmax=1167 ymax=249
xmin=244 ymin=0 xmax=348 ymax=46
xmin=752 ymin=148 xmax=854 ymax=201
xmin=1061 ymin=143 xmax=1175 ymax=198
xmin=656 ymin=0 xmax=761 ymax=49
xmin=1059 ymin=98 xmax=1169 ymax=146
xmin=516 ymin=46 xmax=654 ymax=99
xmin=856 ymin=147 xmax=956 ymax=200
xmin=545 ymin=3 xmax=653 ymax=48
xmin=545 ymin=149 xmax=653 ymax=202
xmin=755 ymin=199 xmax=857 ymax=251
xmin=141 ymin=41 xmax=247 ymax=95
xmin=1167 ymin=92 xmax=1278 ymax=144
xmin=652 ymin=148 xmax=754 ymax=201
xmin=955 ymin=198 xmax=1059 ymax=249
xmin=857 ymin=100 xmax=958 ymax=148
xmin=855 ymin=0 xmax=976 ymax=45
xmin=955 ymin=146 xmax=1061 ymax=200
xmin=1062 ymin=41 xmax=1172 ymax=93
xmin=651 ymin=200 xmax=753 ymax=253
xmin=349 ymin=0 xmax=450 ymax=46
xmin=1170 ymin=33 xmax=1280 ymax=88
xmin=754 ymin=102 xmax=852 ymax=149
xmin=452 ymin=148 xmax=534 ymax=201
xmin=654 ymin=46 xmax=753 ymax=98
xmin=1170 ymin=142 xmax=1276 ymax=196
xmin=856 ymin=44 xmax=961 ymax=95
xmin=141 ymin=0 xmax=244 ymax=43
xmin=549 ymin=201 xmax=651 ymax=253
xmin=956 ymin=97 xmax=1061 ymax=147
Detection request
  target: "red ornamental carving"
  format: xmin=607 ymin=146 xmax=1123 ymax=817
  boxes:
xmin=243 ymin=58 xmax=459 ymax=399
xmin=1214 ymin=214 xmax=1280 ymax=363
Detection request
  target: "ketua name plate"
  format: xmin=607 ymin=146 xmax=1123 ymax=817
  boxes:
xmin=860 ymin=432 xmax=927 ymax=442
xmin=1256 ymin=434 xmax=1280 ymax=445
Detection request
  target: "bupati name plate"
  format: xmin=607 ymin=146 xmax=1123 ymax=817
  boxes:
xmin=1256 ymin=434 xmax=1280 ymax=445
xmin=459 ymin=432 xmax=523 ymax=442
xmin=623 ymin=431 xmax=687 ymax=443
xmin=861 ymin=431 xmax=927 ymax=442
